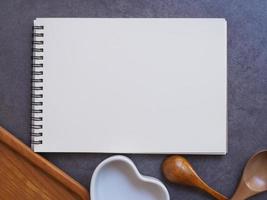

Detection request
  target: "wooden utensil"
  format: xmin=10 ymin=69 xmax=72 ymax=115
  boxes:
xmin=231 ymin=150 xmax=267 ymax=200
xmin=0 ymin=126 xmax=89 ymax=200
xmin=162 ymin=155 xmax=228 ymax=200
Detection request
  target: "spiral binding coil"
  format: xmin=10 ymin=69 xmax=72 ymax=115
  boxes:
xmin=31 ymin=25 xmax=44 ymax=147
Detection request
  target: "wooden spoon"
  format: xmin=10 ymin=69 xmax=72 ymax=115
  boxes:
xmin=162 ymin=155 xmax=228 ymax=200
xmin=231 ymin=150 xmax=267 ymax=200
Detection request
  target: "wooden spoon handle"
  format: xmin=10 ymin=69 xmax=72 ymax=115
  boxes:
xmin=198 ymin=180 xmax=228 ymax=200
xmin=202 ymin=185 xmax=228 ymax=200
xmin=231 ymin=180 xmax=256 ymax=200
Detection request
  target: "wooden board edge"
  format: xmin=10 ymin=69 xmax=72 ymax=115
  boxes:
xmin=0 ymin=126 xmax=90 ymax=200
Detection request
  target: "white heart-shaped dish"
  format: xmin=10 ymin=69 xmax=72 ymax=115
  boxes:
xmin=90 ymin=155 xmax=170 ymax=200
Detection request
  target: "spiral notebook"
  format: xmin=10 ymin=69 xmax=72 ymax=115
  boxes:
xmin=32 ymin=18 xmax=227 ymax=154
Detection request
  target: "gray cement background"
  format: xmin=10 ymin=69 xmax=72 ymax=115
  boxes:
xmin=0 ymin=1 xmax=267 ymax=199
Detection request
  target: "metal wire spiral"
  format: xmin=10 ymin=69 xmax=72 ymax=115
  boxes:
xmin=31 ymin=25 xmax=44 ymax=146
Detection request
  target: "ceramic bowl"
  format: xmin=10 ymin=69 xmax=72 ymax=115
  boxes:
xmin=90 ymin=155 xmax=170 ymax=200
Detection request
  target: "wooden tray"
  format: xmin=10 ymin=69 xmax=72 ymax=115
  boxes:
xmin=0 ymin=126 xmax=90 ymax=200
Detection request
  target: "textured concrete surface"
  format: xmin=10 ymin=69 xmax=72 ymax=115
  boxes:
xmin=0 ymin=1 xmax=267 ymax=199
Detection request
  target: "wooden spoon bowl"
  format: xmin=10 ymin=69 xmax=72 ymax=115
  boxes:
xmin=231 ymin=150 xmax=267 ymax=200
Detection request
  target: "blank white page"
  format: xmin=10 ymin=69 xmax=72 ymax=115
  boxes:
xmin=32 ymin=18 xmax=227 ymax=154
